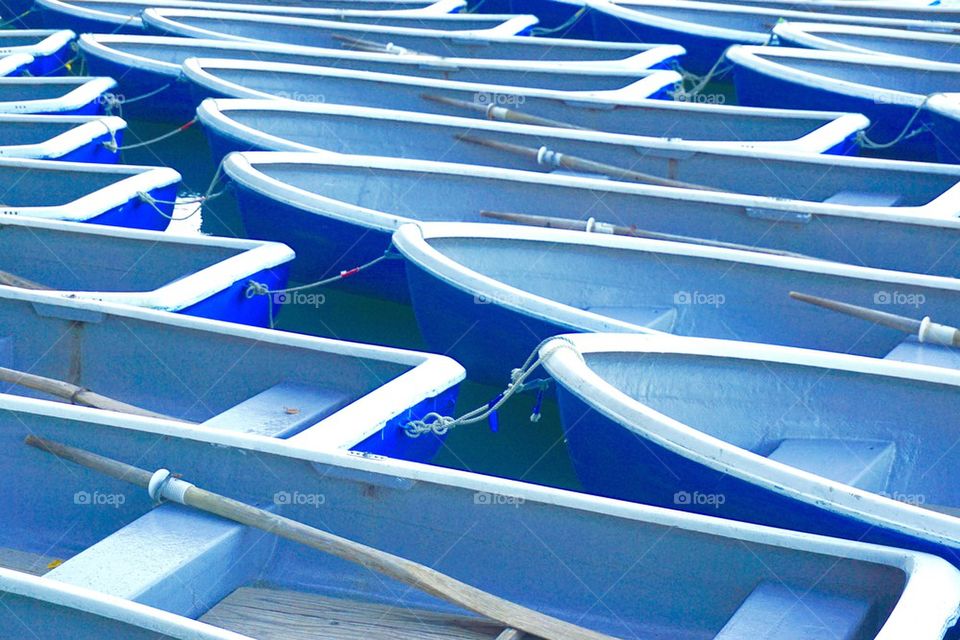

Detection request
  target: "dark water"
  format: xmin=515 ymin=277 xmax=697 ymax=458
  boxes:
xmin=120 ymin=118 xmax=581 ymax=490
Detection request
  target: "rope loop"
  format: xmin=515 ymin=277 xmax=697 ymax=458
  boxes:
xmin=856 ymin=94 xmax=938 ymax=150
xmin=402 ymin=336 xmax=581 ymax=438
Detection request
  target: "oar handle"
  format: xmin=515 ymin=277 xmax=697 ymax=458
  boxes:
xmin=789 ymin=291 xmax=960 ymax=347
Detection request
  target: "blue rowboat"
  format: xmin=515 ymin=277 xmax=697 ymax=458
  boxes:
xmin=0 ymin=30 xmax=75 ymax=76
xmin=100 ymin=14 xmax=674 ymax=63
xmin=926 ymin=93 xmax=960 ymax=164
xmin=0 ymin=158 xmax=179 ymax=230
xmin=80 ymin=36 xmax=683 ymax=122
xmin=142 ymin=8 xmax=539 ymax=38
xmin=0 ymin=286 xmax=463 ymax=453
xmin=472 ymin=0 xmax=960 ymax=74
xmin=0 ymin=114 xmax=124 ymax=163
xmin=393 ymin=222 xmax=960 ymax=382
xmin=614 ymin=0 xmax=960 ymax=21
xmin=222 ymin=152 xmax=960 ymax=304
xmin=542 ymin=332 xmax=960 ymax=567
xmin=0 ymin=216 xmax=293 ymax=326
xmin=35 ymin=0 xmax=466 ymax=35
xmin=0 ymin=76 xmax=116 ymax=116
xmin=197 ymin=99 xmax=867 ymax=172
xmin=34 ymin=0 xmax=484 ymax=35
xmin=183 ymin=59 xmax=686 ymax=123
xmin=727 ymin=45 xmax=960 ymax=162
xmin=0 ymin=340 xmax=956 ymax=638
xmin=0 ymin=52 xmax=39 ymax=77
xmin=773 ymin=22 xmax=960 ymax=64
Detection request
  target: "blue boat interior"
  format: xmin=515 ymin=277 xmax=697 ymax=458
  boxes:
xmin=0 ymin=405 xmax=913 ymax=639
xmin=415 ymin=233 xmax=960 ymax=361
xmin=237 ymin=158 xmax=960 ymax=279
xmin=0 ymin=80 xmax=91 ymax=101
xmin=214 ymin=111 xmax=957 ymax=203
xmin=0 ymin=118 xmax=102 ymax=145
xmin=197 ymin=59 xmax=655 ymax=97
xmin=785 ymin=31 xmax=960 ymax=64
xmin=0 ymin=164 xmax=141 ymax=205
xmin=145 ymin=11 xmax=530 ymax=35
xmin=210 ymin=99 xmax=852 ymax=144
xmin=745 ymin=51 xmax=960 ymax=94
xmin=577 ymin=349 xmax=960 ymax=512
xmin=0 ymin=293 xmax=444 ymax=454
xmin=0 ymin=223 xmax=244 ymax=292
xmin=244 ymin=158 xmax=950 ymax=230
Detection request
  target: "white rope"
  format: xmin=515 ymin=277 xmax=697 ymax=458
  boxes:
xmin=104 ymin=118 xmax=197 ymax=152
xmin=672 ymin=53 xmax=733 ymax=101
xmin=245 ymin=250 xmax=397 ymax=328
xmin=137 ymin=159 xmax=229 ymax=222
xmin=402 ymin=336 xmax=582 ymax=438
xmin=856 ymin=94 xmax=935 ymax=150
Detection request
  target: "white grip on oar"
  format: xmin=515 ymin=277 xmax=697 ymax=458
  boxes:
xmin=148 ymin=468 xmax=194 ymax=504
xmin=919 ymin=317 xmax=958 ymax=346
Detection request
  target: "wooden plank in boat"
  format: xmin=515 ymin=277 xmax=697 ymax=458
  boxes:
xmin=0 ymin=547 xmax=61 ymax=576
xmin=200 ymin=586 xmax=508 ymax=640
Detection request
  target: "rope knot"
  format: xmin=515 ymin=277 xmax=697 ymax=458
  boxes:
xmin=245 ymin=281 xmax=269 ymax=299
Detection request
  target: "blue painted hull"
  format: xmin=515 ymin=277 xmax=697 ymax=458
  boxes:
xmin=233 ymin=181 xmax=407 ymax=301
xmin=86 ymin=181 xmax=176 ymax=230
xmin=405 ymin=255 xmax=585 ymax=384
xmin=48 ymin=128 xmax=121 ymax=163
xmin=927 ymin=107 xmax=960 ymax=164
xmin=179 ymin=263 xmax=289 ymax=327
xmin=35 ymin=5 xmax=144 ymax=34
xmin=470 ymin=0 xmax=728 ymax=74
xmin=81 ymin=54 xmax=190 ymax=122
xmin=355 ymin=386 xmax=456 ymax=461
xmin=556 ymin=386 xmax=960 ymax=565
xmin=25 ymin=40 xmax=76 ymax=76
xmin=732 ymin=61 xmax=936 ymax=161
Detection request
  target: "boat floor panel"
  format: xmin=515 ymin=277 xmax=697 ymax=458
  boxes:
xmin=0 ymin=546 xmax=60 ymax=576
xmin=199 ymin=587 xmax=507 ymax=640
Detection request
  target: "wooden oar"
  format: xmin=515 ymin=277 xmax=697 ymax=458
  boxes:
xmin=421 ymin=93 xmax=589 ymax=130
xmin=0 ymin=269 xmax=50 ymax=290
xmin=25 ymin=436 xmax=617 ymax=640
xmin=789 ymin=291 xmax=960 ymax=347
xmin=0 ymin=366 xmax=184 ymax=421
xmin=456 ymin=135 xmax=725 ymax=193
xmin=332 ymin=34 xmax=423 ymax=56
xmin=482 ymin=211 xmax=818 ymax=260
